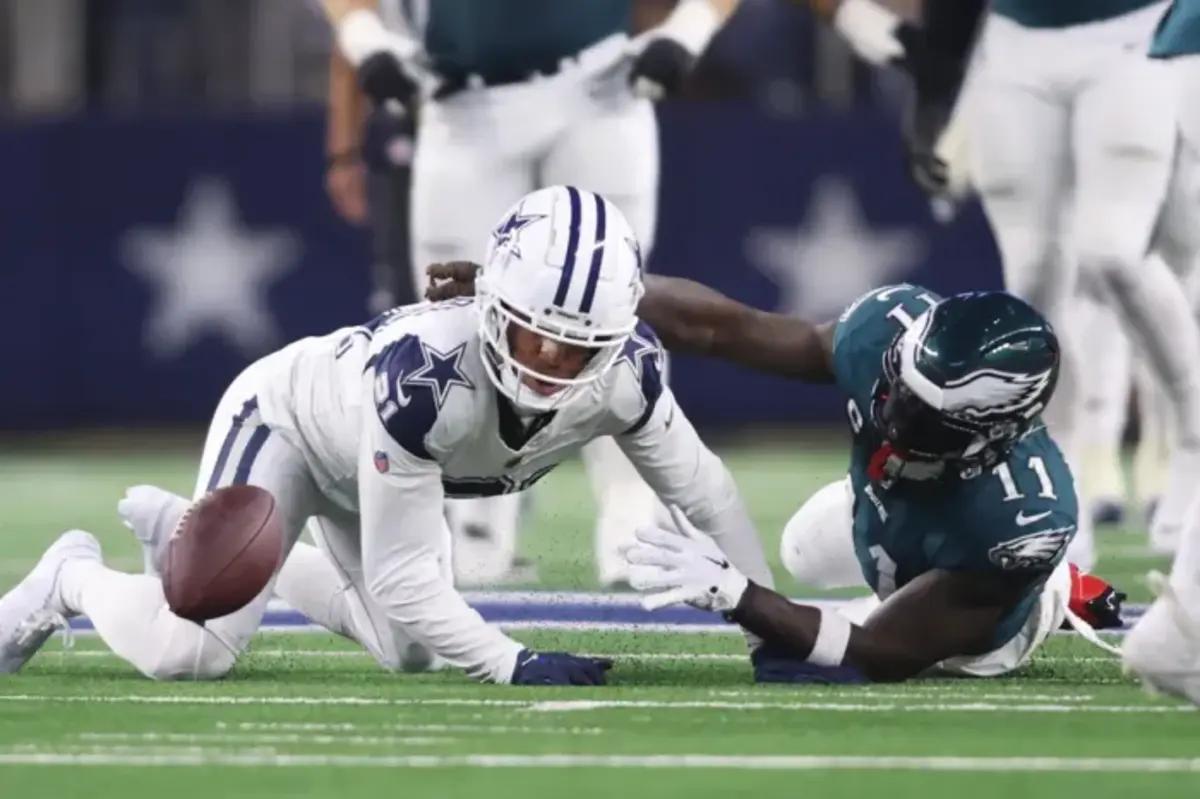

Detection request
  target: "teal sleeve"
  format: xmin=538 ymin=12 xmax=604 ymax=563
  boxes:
xmin=832 ymin=284 xmax=942 ymax=405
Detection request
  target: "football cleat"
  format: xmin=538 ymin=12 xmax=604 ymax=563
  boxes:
xmin=118 ymin=484 xmax=190 ymax=577
xmin=1122 ymin=573 xmax=1200 ymax=705
xmin=0 ymin=530 xmax=101 ymax=673
xmin=1063 ymin=563 xmax=1126 ymax=630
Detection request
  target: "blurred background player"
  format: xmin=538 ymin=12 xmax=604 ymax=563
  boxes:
xmin=325 ymin=29 xmax=418 ymax=314
xmin=1123 ymin=0 xmax=1200 ymax=706
xmin=960 ymin=0 xmax=1200 ymax=565
xmin=320 ymin=0 xmax=740 ymax=587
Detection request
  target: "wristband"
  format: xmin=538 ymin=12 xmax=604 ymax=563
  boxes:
xmin=654 ymin=0 xmax=721 ymax=56
xmin=325 ymin=148 xmax=362 ymax=170
xmin=833 ymin=0 xmax=905 ymax=66
xmin=809 ymin=607 xmax=852 ymax=666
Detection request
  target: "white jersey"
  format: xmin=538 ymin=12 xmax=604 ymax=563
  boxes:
xmin=247 ymin=298 xmax=772 ymax=682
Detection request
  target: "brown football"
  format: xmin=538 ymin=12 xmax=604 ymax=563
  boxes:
xmin=163 ymin=485 xmax=283 ymax=623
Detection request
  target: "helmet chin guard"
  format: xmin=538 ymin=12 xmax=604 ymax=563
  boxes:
xmin=475 ymin=186 xmax=644 ymax=414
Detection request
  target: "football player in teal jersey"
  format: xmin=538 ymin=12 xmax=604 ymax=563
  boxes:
xmin=427 ymin=265 xmax=1125 ymax=682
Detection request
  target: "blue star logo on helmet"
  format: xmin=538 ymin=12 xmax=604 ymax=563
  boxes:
xmin=491 ymin=211 xmax=546 ymax=258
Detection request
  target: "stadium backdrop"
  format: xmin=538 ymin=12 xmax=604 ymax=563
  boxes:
xmin=0 ymin=104 xmax=1001 ymax=430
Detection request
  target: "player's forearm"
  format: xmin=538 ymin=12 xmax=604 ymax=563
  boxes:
xmin=691 ymin=462 xmax=775 ymax=590
xmin=732 ymin=584 xmax=928 ymax=681
xmin=640 ymin=276 xmax=835 ymax=381
xmin=365 ymin=555 xmax=523 ymax=682
xmin=327 ymin=48 xmax=366 ymax=160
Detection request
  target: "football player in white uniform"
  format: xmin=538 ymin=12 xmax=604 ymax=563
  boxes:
xmin=961 ymin=0 xmax=1200 ymax=563
xmin=320 ymin=0 xmax=739 ymax=588
xmin=0 ymin=186 xmax=772 ymax=683
xmin=1121 ymin=0 xmax=1200 ymax=705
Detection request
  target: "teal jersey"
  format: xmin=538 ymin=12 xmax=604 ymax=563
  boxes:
xmin=992 ymin=0 xmax=1161 ymax=28
xmin=420 ymin=0 xmax=630 ymax=78
xmin=1151 ymin=0 xmax=1200 ymax=57
xmin=832 ymin=285 xmax=1078 ymax=649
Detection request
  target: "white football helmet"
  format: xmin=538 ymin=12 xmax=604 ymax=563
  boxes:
xmin=477 ymin=186 xmax=645 ymax=412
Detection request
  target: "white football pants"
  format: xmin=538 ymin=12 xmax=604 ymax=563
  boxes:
xmin=1164 ymin=55 xmax=1200 ymax=596
xmin=779 ymin=479 xmax=1071 ymax=677
xmin=966 ymin=4 xmax=1200 ymax=553
xmin=1072 ymin=101 xmax=1200 ymax=519
xmin=410 ymin=34 xmax=661 ymax=586
xmin=58 ymin=362 xmax=434 ymax=679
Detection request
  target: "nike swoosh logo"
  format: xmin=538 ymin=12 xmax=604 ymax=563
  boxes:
xmin=1015 ymin=510 xmax=1053 ymax=526
xmin=395 ymin=376 xmax=412 ymax=408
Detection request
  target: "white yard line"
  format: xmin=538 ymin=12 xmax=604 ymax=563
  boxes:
xmin=700 ymin=686 xmax=1099 ymax=695
xmin=58 ymin=649 xmax=1124 ymax=668
xmin=522 ymin=699 xmax=1192 ymax=714
xmin=223 ymin=721 xmax=605 ymax=736
xmin=0 ymin=750 xmax=1196 ymax=772
xmin=0 ymin=694 xmax=1188 ymax=714
xmin=77 ymin=732 xmax=452 ymax=747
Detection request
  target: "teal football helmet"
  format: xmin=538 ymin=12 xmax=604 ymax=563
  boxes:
xmin=872 ymin=291 xmax=1060 ymax=468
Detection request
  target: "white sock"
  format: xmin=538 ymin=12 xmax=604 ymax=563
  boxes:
xmin=1170 ymin=502 xmax=1200 ymax=605
xmin=1073 ymin=294 xmax=1131 ymax=503
xmin=1133 ymin=362 xmax=1172 ymax=508
xmin=1114 ymin=254 xmax=1200 ymax=449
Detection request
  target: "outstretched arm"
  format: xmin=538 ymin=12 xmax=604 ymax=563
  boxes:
xmin=626 ymin=520 xmax=1039 ymax=682
xmin=733 ymin=568 xmax=1034 ymax=681
xmin=424 ymin=263 xmax=836 ymax=383
xmin=639 ymin=275 xmax=836 ymax=382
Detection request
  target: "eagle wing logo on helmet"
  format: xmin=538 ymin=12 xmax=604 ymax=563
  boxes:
xmin=940 ymin=368 xmax=1053 ymax=421
xmin=988 ymin=527 xmax=1072 ymax=570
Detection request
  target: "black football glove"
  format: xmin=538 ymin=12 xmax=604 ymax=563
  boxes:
xmin=629 ymin=38 xmax=695 ymax=101
xmin=751 ymin=645 xmax=869 ymax=685
xmin=357 ymin=51 xmax=419 ymax=109
xmin=893 ymin=24 xmax=965 ymax=200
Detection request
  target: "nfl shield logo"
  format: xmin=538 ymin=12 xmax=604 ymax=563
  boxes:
xmin=374 ymin=451 xmax=389 ymax=474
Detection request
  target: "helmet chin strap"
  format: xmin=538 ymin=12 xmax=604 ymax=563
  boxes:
xmin=867 ymin=443 xmax=946 ymax=483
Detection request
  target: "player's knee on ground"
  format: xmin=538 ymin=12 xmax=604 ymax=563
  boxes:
xmin=373 ymin=638 xmax=438 ymax=673
xmin=779 ymin=479 xmax=861 ymax=589
xmin=144 ymin=617 xmax=238 ymax=681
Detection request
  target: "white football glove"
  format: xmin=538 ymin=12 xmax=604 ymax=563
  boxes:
xmin=624 ymin=506 xmax=749 ymax=612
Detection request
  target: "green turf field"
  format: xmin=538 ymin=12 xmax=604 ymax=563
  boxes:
xmin=0 ymin=435 xmax=1174 ymax=598
xmin=0 ymin=437 xmax=1194 ymax=796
